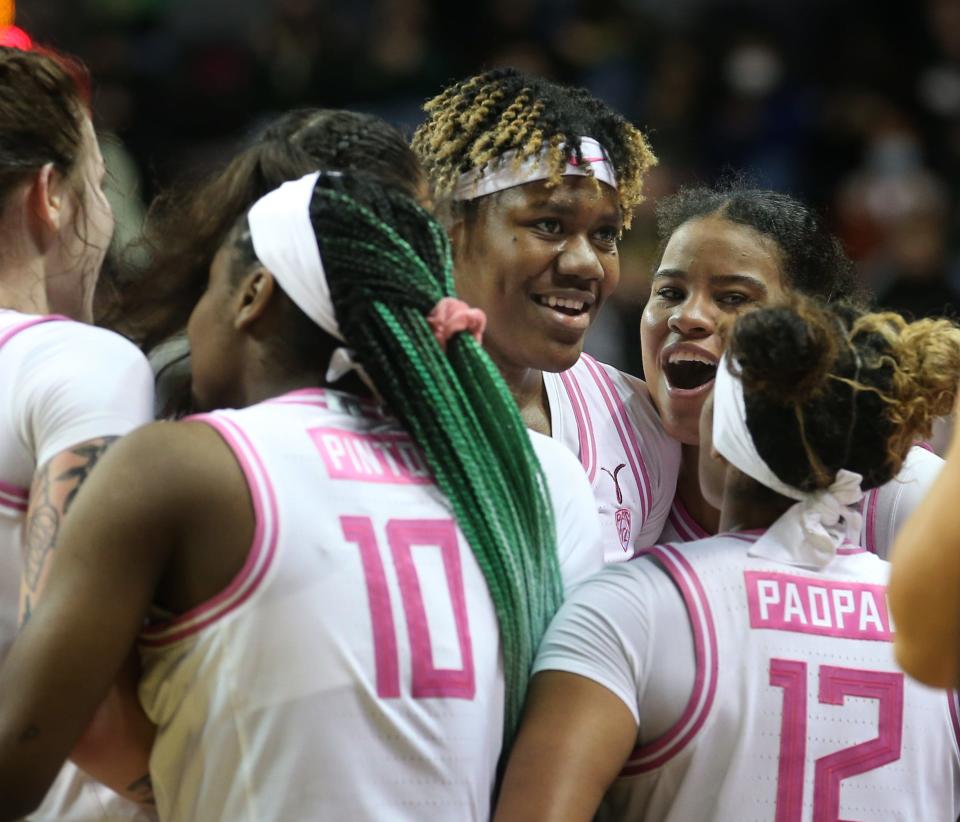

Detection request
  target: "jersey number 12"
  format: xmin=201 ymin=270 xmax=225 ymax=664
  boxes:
xmin=769 ymin=658 xmax=903 ymax=821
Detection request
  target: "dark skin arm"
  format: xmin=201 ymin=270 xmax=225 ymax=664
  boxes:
xmin=0 ymin=420 xmax=253 ymax=820
xmin=494 ymin=671 xmax=638 ymax=822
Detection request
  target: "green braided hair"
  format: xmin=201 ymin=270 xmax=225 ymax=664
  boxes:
xmin=232 ymin=171 xmax=563 ymax=745
xmin=412 ymin=66 xmax=657 ymax=228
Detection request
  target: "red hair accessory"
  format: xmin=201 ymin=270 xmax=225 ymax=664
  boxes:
xmin=426 ymin=297 xmax=487 ymax=351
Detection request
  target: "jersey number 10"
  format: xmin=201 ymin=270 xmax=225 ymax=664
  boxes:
xmin=341 ymin=515 xmax=476 ymax=700
xmin=769 ymin=658 xmax=903 ymax=821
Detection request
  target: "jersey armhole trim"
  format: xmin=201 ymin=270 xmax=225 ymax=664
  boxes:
xmin=139 ymin=414 xmax=280 ymax=647
xmin=0 ymin=314 xmax=70 ymax=351
xmin=621 ymin=543 xmax=718 ymax=775
xmin=580 ymin=354 xmax=653 ymax=524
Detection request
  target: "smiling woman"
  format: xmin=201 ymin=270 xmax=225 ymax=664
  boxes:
xmin=414 ymin=68 xmax=681 ymax=560
xmin=643 ymin=184 xmax=942 ymax=560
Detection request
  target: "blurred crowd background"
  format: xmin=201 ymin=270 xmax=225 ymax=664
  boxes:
xmin=11 ymin=0 xmax=960 ymax=375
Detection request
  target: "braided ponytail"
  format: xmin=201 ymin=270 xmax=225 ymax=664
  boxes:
xmin=309 ymin=173 xmax=562 ymax=745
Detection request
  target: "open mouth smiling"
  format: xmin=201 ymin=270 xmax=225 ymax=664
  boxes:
xmin=531 ymin=293 xmax=593 ymax=317
xmin=662 ymin=351 xmax=718 ymax=391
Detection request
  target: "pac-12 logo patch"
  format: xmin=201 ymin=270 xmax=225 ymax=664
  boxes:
xmin=616 ymin=508 xmax=632 ymax=552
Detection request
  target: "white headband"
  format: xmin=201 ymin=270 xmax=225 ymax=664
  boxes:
xmin=247 ymin=171 xmax=378 ymax=393
xmin=712 ymin=354 xmax=863 ymax=568
xmin=452 ymin=136 xmax=617 ymax=201
xmin=248 ymin=171 xmax=343 ymax=343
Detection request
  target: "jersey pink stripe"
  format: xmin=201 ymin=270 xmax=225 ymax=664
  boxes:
xmin=568 ymin=369 xmax=599 ymax=482
xmin=558 ymin=369 xmax=596 ymax=482
xmin=140 ymin=415 xmax=280 ymax=646
xmin=264 ymin=386 xmax=385 ymax=417
xmin=0 ymin=479 xmax=28 ymax=500
xmin=0 ymin=496 xmax=27 ymax=513
xmin=586 ymin=355 xmax=655 ymax=520
xmin=0 ymin=314 xmax=69 ymax=350
xmin=668 ymin=508 xmax=695 ymax=541
xmin=862 ymin=488 xmax=879 ymax=554
xmin=622 ymin=544 xmax=719 ymax=773
xmin=725 ymin=532 xmax=762 ymax=544
xmin=948 ymin=691 xmax=960 ymax=753
xmin=580 ymin=354 xmax=651 ymax=524
xmin=672 ymin=496 xmax=711 ymax=540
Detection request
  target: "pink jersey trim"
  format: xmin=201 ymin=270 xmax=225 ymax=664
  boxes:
xmin=0 ymin=494 xmax=27 ymax=514
xmin=0 ymin=479 xmax=28 ymax=505
xmin=558 ymin=368 xmax=597 ymax=483
xmin=264 ymin=387 xmax=386 ymax=418
xmin=139 ymin=414 xmax=280 ymax=647
xmin=948 ymin=691 xmax=960 ymax=754
xmin=580 ymin=354 xmax=652 ymax=525
xmin=668 ymin=495 xmax=712 ymax=541
xmin=0 ymin=480 xmax=30 ymax=502
xmin=0 ymin=314 xmax=70 ymax=350
xmin=863 ymin=488 xmax=880 ymax=554
xmin=622 ymin=543 xmax=719 ymax=774
xmin=723 ymin=531 xmax=763 ymax=544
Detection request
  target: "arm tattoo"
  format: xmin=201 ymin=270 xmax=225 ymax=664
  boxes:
xmin=23 ymin=436 xmax=119 ymax=594
xmin=126 ymin=773 xmax=156 ymax=805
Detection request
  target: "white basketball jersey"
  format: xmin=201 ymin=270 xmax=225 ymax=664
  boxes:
xmin=600 ymin=535 xmax=960 ymax=821
xmin=137 ymin=388 xmax=601 ymax=821
xmin=657 ymin=446 xmax=944 ymax=556
xmin=544 ymin=354 xmax=680 ymax=563
xmin=0 ymin=311 xmax=155 ymax=822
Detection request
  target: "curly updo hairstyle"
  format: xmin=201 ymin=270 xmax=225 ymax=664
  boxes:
xmin=727 ymin=296 xmax=960 ymax=492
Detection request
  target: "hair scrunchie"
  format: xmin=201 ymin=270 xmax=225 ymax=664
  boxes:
xmin=426 ymin=297 xmax=487 ymax=351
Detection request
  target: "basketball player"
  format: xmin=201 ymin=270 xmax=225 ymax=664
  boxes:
xmin=102 ymin=107 xmax=426 ymax=418
xmin=645 ymin=184 xmax=942 ymax=558
xmin=413 ymin=68 xmax=680 ymax=562
xmin=0 ymin=171 xmax=601 ymax=820
xmin=0 ymin=47 xmax=155 ymax=818
xmin=495 ymin=297 xmax=960 ymax=820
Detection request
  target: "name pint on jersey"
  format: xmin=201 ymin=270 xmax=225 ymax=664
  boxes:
xmin=310 ymin=427 xmax=432 ymax=484
xmin=745 ymin=571 xmax=893 ymax=641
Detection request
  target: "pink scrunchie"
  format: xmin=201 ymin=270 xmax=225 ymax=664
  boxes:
xmin=426 ymin=297 xmax=487 ymax=351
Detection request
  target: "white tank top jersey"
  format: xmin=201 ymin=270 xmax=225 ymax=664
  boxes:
xmin=0 ymin=311 xmax=156 ymax=821
xmin=543 ymin=353 xmax=680 ymax=564
xmin=535 ymin=532 xmax=960 ymax=821
xmin=137 ymin=388 xmax=602 ymax=822
xmin=657 ymin=445 xmax=944 ymax=557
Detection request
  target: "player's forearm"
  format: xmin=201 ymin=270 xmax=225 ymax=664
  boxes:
xmin=70 ymin=652 xmax=156 ymax=805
